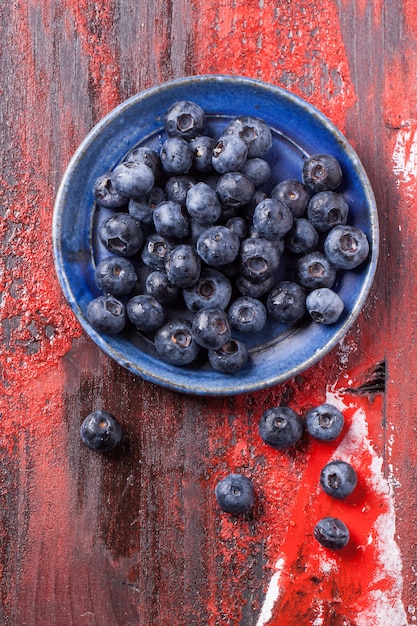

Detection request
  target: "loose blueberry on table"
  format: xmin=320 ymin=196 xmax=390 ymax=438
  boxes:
xmin=313 ymin=517 xmax=350 ymax=550
xmin=258 ymin=406 xmax=304 ymax=450
xmin=88 ymin=98 xmax=371 ymax=372
xmin=80 ymin=410 xmax=122 ymax=452
xmin=305 ymin=403 xmax=345 ymax=441
xmin=320 ymin=459 xmax=358 ymax=499
xmin=214 ymin=473 xmax=254 ymax=514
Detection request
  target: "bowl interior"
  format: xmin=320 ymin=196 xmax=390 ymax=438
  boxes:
xmin=53 ymin=75 xmax=378 ymax=395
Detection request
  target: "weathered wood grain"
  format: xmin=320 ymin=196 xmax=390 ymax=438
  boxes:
xmin=1 ymin=0 xmax=416 ymax=624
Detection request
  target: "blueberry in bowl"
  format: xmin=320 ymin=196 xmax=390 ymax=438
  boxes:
xmin=53 ymin=75 xmax=378 ymax=395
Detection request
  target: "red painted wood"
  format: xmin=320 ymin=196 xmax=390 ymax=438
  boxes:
xmin=1 ymin=0 xmax=416 ymax=624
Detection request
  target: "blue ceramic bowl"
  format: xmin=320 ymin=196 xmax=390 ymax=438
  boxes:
xmin=52 ymin=75 xmax=378 ymax=395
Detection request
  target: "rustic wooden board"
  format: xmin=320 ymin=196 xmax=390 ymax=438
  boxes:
xmin=1 ymin=0 xmax=416 ymax=624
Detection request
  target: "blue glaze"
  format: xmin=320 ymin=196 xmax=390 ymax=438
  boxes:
xmin=52 ymin=75 xmax=379 ymax=396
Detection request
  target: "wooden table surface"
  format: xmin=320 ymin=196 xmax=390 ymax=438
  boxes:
xmin=1 ymin=1 xmax=417 ymax=624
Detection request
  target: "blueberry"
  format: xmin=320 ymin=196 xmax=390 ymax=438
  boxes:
xmin=216 ymin=172 xmax=255 ymax=209
xmin=111 ymin=160 xmax=155 ymax=198
xmin=185 ymin=181 xmax=222 ymax=224
xmin=306 ymin=288 xmax=344 ymax=324
xmin=320 ymin=460 xmax=357 ymax=499
xmin=87 ymin=295 xmax=126 ymax=334
xmin=93 ymin=173 xmax=128 ymax=209
xmin=225 ymin=217 xmax=248 ymax=241
xmin=314 ymin=517 xmax=350 ymax=550
xmin=183 ymin=268 xmax=232 ymax=311
xmin=252 ymin=197 xmax=293 ymax=240
xmin=141 ymin=233 xmax=173 ymax=270
xmin=154 ymin=318 xmax=199 ymax=365
xmin=324 ymin=225 xmax=370 ymax=269
xmin=160 ymin=137 xmax=193 ymax=175
xmin=267 ymin=281 xmax=306 ymax=324
xmin=196 ymin=225 xmax=240 ymax=267
xmin=99 ymin=213 xmax=144 ymax=257
xmin=208 ymin=339 xmax=249 ymax=373
xmin=224 ymin=116 xmax=272 ymax=158
xmin=126 ymin=294 xmax=165 ymax=333
xmin=258 ymin=406 xmax=304 ymax=450
xmin=211 ymin=134 xmax=248 ymax=174
xmin=239 ymin=237 xmax=281 ymax=283
xmin=165 ymin=175 xmax=196 ymax=207
xmin=80 ymin=410 xmax=122 ymax=452
xmin=128 ymin=186 xmax=165 ymax=224
xmin=270 ymin=179 xmax=310 ymax=217
xmin=228 ymin=296 xmax=267 ymax=333
xmin=307 ymin=191 xmax=349 ymax=232
xmin=284 ymin=218 xmax=319 ymax=255
xmin=305 ymin=403 xmax=345 ymax=441
xmin=214 ymin=473 xmax=254 ymax=514
xmin=94 ymin=256 xmax=137 ymax=296
xmin=189 ymin=135 xmax=216 ymax=173
xmin=192 ymin=307 xmax=232 ymax=349
xmin=240 ymin=158 xmax=272 ymax=187
xmin=165 ymin=244 xmax=201 ymax=288
xmin=153 ymin=200 xmax=189 ymax=240
xmin=124 ymin=146 xmax=161 ymax=177
xmin=296 ymin=251 xmax=337 ymax=290
xmin=163 ymin=100 xmax=206 ymax=140
xmin=145 ymin=269 xmax=180 ymax=303
xmin=235 ymin=273 xmax=275 ymax=298
xmin=302 ymin=154 xmax=343 ymax=193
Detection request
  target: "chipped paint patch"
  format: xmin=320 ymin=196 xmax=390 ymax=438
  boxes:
xmin=255 ymin=558 xmax=285 ymax=626
xmin=392 ymin=126 xmax=417 ymax=196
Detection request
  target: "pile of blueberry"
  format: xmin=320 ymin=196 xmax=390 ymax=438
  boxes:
xmin=216 ymin=402 xmax=355 ymax=551
xmin=87 ymin=100 xmax=370 ymax=373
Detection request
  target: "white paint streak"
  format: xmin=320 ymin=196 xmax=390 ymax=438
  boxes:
xmin=255 ymin=557 xmax=285 ymax=626
xmin=392 ymin=126 xmax=417 ymax=197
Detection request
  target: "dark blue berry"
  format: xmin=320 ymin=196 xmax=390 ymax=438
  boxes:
xmin=284 ymin=218 xmax=319 ymax=255
xmin=235 ymin=274 xmax=275 ymax=298
xmin=215 ymin=473 xmax=254 ymax=514
xmin=211 ymin=134 xmax=248 ymax=174
xmin=189 ymin=135 xmax=216 ymax=173
xmin=185 ymin=181 xmax=222 ymax=224
xmin=191 ymin=307 xmax=232 ymax=349
xmin=93 ymin=173 xmax=128 ymax=209
xmin=252 ymin=197 xmax=293 ymax=240
xmin=163 ymin=100 xmax=206 ymax=140
xmin=165 ymin=244 xmax=201 ymax=288
xmin=296 ymin=251 xmax=337 ymax=290
xmin=320 ymin=460 xmax=357 ymax=499
xmin=270 ymin=179 xmax=310 ymax=217
xmin=160 ymin=137 xmax=193 ymax=175
xmin=124 ymin=146 xmax=161 ymax=177
xmin=127 ymin=294 xmax=165 ymax=333
xmin=183 ymin=268 xmax=232 ymax=311
xmin=154 ymin=318 xmax=199 ymax=365
xmin=314 ymin=517 xmax=350 ymax=550
xmin=239 ymin=237 xmax=281 ymax=283
xmin=305 ymin=403 xmax=345 ymax=441
xmin=111 ymin=161 xmax=155 ymax=198
xmin=165 ymin=175 xmax=196 ymax=207
xmin=94 ymin=256 xmax=137 ymax=296
xmin=240 ymin=158 xmax=272 ymax=187
xmin=145 ymin=269 xmax=180 ymax=303
xmin=128 ymin=186 xmax=165 ymax=224
xmin=87 ymin=295 xmax=126 ymax=334
xmin=324 ymin=225 xmax=370 ymax=269
xmin=80 ymin=410 xmax=122 ymax=452
xmin=224 ymin=116 xmax=272 ymax=158
xmin=267 ymin=281 xmax=306 ymax=324
xmin=228 ymin=296 xmax=267 ymax=333
xmin=99 ymin=213 xmax=144 ymax=257
xmin=153 ymin=200 xmax=189 ymax=240
xmin=225 ymin=217 xmax=248 ymax=241
xmin=216 ymin=172 xmax=255 ymax=208
xmin=196 ymin=225 xmax=240 ymax=267
xmin=307 ymin=191 xmax=349 ymax=232
xmin=259 ymin=406 xmax=303 ymax=449
xmin=208 ymin=339 xmax=249 ymax=373
xmin=141 ymin=233 xmax=173 ymax=270
xmin=306 ymin=288 xmax=344 ymax=324
xmin=303 ymin=154 xmax=343 ymax=193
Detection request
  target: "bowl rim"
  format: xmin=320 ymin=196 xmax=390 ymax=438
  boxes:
xmin=52 ymin=74 xmax=379 ymax=395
